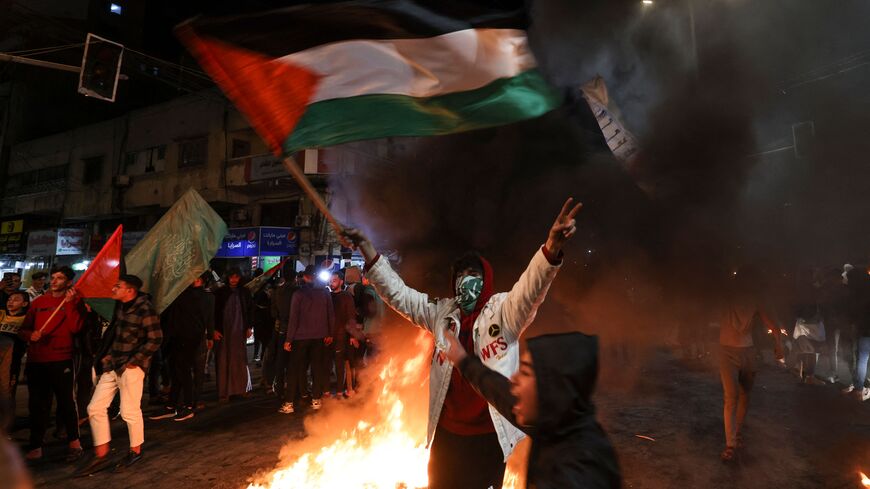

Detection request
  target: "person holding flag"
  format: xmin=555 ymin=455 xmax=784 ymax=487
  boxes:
xmin=342 ymin=198 xmax=582 ymax=489
xmin=17 ymin=266 xmax=85 ymax=463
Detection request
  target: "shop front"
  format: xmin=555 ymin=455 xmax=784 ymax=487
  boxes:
xmin=213 ymin=226 xmax=300 ymax=278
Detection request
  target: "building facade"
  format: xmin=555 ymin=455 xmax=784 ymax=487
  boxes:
xmin=0 ymin=89 xmax=384 ymax=282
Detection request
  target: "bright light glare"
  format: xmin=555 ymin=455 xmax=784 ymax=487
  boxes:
xmin=317 ymin=270 xmax=331 ymax=282
xmin=109 ymin=3 xmax=122 ymax=14
xmin=642 ymin=0 xmax=654 ymax=4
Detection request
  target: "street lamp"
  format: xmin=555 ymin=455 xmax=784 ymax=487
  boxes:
xmin=640 ymin=0 xmax=698 ymax=76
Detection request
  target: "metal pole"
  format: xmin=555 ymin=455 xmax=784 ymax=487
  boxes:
xmin=0 ymin=53 xmax=81 ymax=73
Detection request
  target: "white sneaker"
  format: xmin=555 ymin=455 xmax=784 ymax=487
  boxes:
xmin=861 ymin=388 xmax=870 ymax=402
xmin=311 ymin=399 xmax=322 ymax=410
xmin=842 ymin=384 xmax=856 ymax=394
xmin=278 ymin=402 xmax=295 ymax=414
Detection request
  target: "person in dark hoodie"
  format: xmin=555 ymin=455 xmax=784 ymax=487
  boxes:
xmin=342 ymin=198 xmax=582 ymax=489
xmin=444 ymin=331 xmax=621 ymax=489
xmin=150 ymin=272 xmax=214 ymax=421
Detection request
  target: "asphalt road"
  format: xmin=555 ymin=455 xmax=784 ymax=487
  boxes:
xmin=9 ymin=344 xmax=870 ymax=489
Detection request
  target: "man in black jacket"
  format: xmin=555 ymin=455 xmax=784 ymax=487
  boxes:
xmin=151 ymin=274 xmax=214 ymax=421
xmin=444 ymin=331 xmax=620 ymax=489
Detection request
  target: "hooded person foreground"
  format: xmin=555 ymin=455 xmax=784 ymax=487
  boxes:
xmin=445 ymin=331 xmax=620 ymax=489
xmin=342 ymin=198 xmax=582 ymax=489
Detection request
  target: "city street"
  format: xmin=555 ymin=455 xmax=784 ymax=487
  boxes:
xmin=11 ymin=344 xmax=870 ymax=489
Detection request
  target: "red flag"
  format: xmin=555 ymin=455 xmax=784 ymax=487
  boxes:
xmin=76 ymin=225 xmax=123 ymax=319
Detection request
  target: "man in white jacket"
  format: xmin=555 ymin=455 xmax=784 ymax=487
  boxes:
xmin=342 ymin=198 xmax=581 ymax=489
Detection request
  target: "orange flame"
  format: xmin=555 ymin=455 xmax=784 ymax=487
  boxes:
xmin=247 ymin=331 xmax=522 ymax=489
xmin=861 ymin=471 xmax=870 ymax=487
xmin=248 ymin=356 xmax=429 ymax=489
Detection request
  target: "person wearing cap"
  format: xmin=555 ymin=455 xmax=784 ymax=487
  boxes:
xmin=281 ymin=265 xmax=334 ymax=413
xmin=342 ymin=198 xmax=582 ymax=489
xmin=213 ymin=268 xmax=253 ymax=402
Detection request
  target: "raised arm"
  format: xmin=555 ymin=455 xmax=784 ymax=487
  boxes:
xmin=501 ymin=198 xmax=582 ymax=342
xmin=342 ymin=228 xmax=444 ymax=333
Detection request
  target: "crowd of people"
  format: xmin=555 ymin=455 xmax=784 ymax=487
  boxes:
xmin=0 ymin=260 xmax=383 ymax=477
xmin=677 ymin=262 xmax=870 ymax=462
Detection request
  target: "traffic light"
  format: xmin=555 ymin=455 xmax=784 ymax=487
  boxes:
xmin=78 ymin=33 xmax=124 ymax=102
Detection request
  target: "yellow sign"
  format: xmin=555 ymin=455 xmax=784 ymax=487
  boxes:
xmin=0 ymin=220 xmax=23 ymax=234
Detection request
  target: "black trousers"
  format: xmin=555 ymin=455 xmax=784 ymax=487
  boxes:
xmin=148 ymin=346 xmax=171 ymax=397
xmin=428 ymin=425 xmax=505 ymax=489
xmin=322 ymin=339 xmax=347 ymax=394
xmin=193 ymin=339 xmax=207 ymax=406
xmin=273 ymin=347 xmax=293 ymax=403
xmin=262 ymin=330 xmax=283 ymax=388
xmin=27 ymin=360 xmax=80 ymax=448
xmin=273 ymin=341 xmax=308 ymax=403
xmin=170 ymin=341 xmax=201 ymax=409
xmin=74 ymin=353 xmax=94 ymax=416
xmin=287 ymin=339 xmax=325 ymax=402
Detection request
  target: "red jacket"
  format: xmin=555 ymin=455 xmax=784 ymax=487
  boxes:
xmin=19 ymin=293 xmax=84 ymax=363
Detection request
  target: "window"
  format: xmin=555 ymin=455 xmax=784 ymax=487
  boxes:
xmin=4 ymin=165 xmax=67 ymax=196
xmin=232 ymin=139 xmax=251 ymax=158
xmin=178 ymin=137 xmax=208 ymax=169
xmin=123 ymin=146 xmax=166 ymax=176
xmin=82 ymin=156 xmax=104 ymax=185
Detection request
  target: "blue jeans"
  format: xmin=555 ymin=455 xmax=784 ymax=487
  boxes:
xmin=855 ymin=337 xmax=870 ymax=388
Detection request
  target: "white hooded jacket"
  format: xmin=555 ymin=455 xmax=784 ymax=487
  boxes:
xmin=366 ymin=246 xmax=561 ymax=460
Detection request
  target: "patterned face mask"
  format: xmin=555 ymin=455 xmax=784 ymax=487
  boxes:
xmin=456 ymin=275 xmax=483 ymax=314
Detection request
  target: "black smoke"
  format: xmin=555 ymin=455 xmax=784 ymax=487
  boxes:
xmin=329 ymin=0 xmax=870 ymax=347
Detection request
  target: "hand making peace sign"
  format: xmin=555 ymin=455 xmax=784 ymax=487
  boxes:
xmin=545 ymin=197 xmax=583 ymax=256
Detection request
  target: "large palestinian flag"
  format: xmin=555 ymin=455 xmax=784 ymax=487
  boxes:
xmin=177 ymin=0 xmax=562 ymax=155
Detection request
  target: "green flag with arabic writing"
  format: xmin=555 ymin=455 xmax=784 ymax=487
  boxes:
xmin=125 ymin=188 xmax=227 ymax=314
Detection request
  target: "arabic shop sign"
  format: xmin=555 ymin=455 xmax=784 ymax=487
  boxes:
xmin=56 ymin=228 xmax=89 ymax=256
xmin=259 ymin=227 xmax=299 ymax=257
xmin=215 ymin=227 xmax=259 ymax=258
xmin=215 ymin=227 xmax=299 ymax=258
xmin=26 ymin=230 xmax=57 ymax=256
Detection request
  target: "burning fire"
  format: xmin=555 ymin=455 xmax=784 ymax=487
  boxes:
xmin=860 ymin=471 xmax=870 ymax=487
xmin=248 ymin=335 xmax=432 ymax=489
xmin=247 ymin=330 xmax=522 ymax=489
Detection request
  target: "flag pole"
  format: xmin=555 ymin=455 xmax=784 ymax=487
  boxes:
xmin=36 ymin=297 xmax=68 ymax=333
xmin=281 ymin=156 xmax=344 ymax=235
